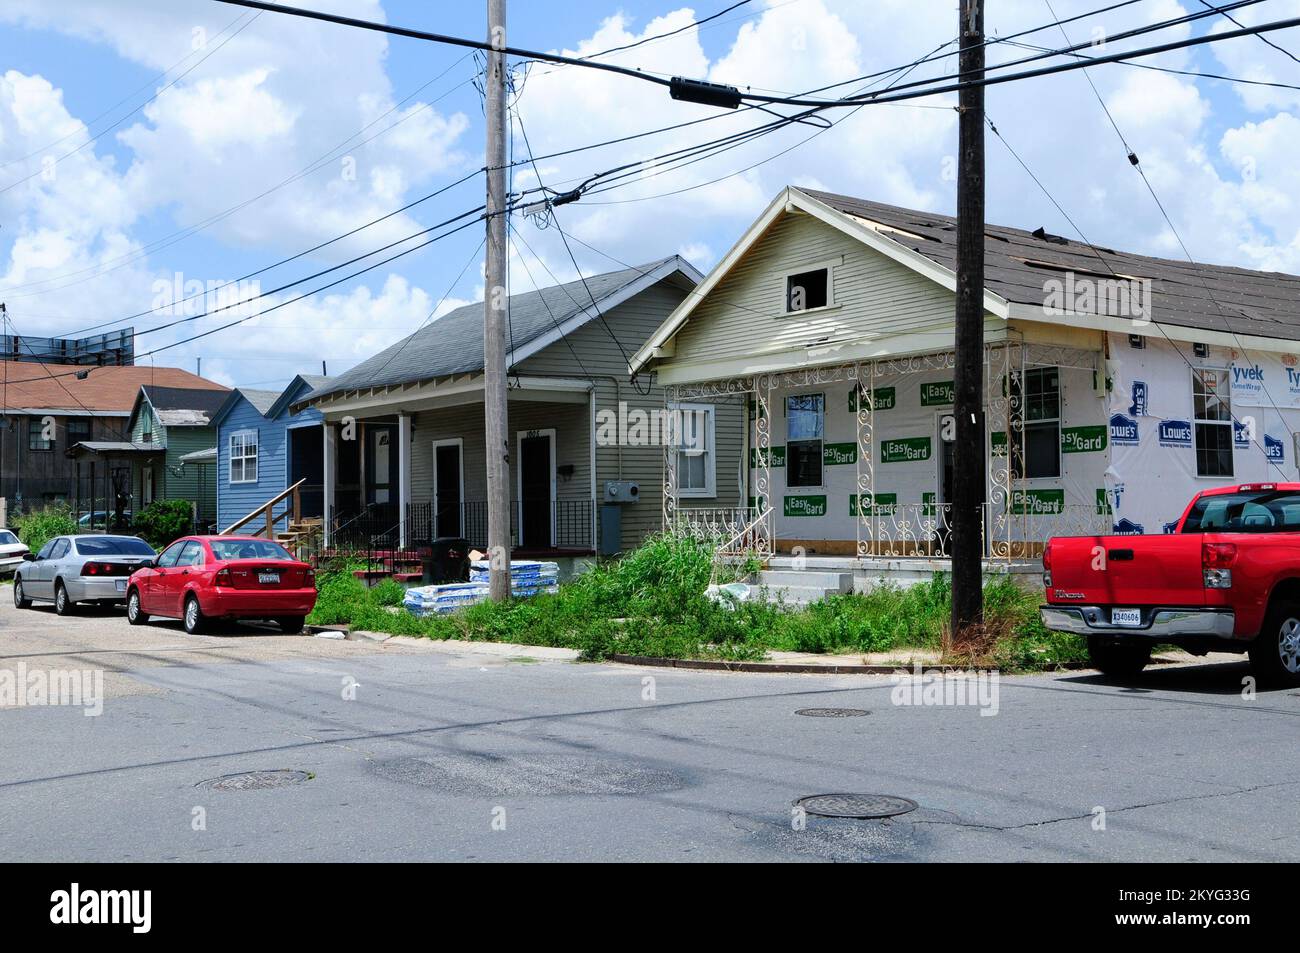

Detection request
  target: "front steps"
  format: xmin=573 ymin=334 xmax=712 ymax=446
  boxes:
xmin=752 ymin=567 xmax=853 ymax=606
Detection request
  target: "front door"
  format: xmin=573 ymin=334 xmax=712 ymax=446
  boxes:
xmin=433 ymin=440 xmax=463 ymax=538
xmin=517 ymin=430 xmax=554 ymax=548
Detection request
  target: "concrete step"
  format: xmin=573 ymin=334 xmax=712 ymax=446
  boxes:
xmin=756 ymin=569 xmax=852 ymax=592
xmin=753 ymin=584 xmax=840 ymax=606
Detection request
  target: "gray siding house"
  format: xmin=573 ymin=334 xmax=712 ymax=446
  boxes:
xmin=297 ymin=255 xmax=744 ymax=557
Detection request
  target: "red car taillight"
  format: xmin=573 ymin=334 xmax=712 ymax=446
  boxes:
xmin=214 ymin=568 xmax=233 ymax=586
xmin=1202 ymin=542 xmax=1236 ymax=589
xmin=305 ymin=568 xmax=316 ymax=587
xmin=80 ymin=561 xmax=124 ymax=576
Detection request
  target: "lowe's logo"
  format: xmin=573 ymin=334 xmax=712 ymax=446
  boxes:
xmin=1158 ymin=419 xmax=1192 ymax=447
xmin=1110 ymin=413 xmax=1139 ymax=446
xmin=1265 ymin=433 xmax=1285 ymax=462
xmin=1129 ymin=381 xmax=1147 ymax=417
xmin=1234 ymin=419 xmax=1251 ymax=447
xmin=1112 ymin=518 xmax=1145 ymax=535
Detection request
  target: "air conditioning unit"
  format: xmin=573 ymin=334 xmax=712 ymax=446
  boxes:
xmin=604 ymin=480 xmax=640 ymax=504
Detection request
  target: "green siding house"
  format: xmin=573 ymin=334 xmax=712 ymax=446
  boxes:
xmin=127 ymin=385 xmax=229 ymax=528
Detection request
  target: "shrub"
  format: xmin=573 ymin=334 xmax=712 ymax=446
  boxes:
xmin=131 ymin=499 xmax=195 ymax=549
xmin=12 ymin=504 xmax=78 ymax=554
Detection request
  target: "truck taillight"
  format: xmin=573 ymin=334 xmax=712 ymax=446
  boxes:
xmin=1041 ymin=543 xmax=1052 ymax=587
xmin=1202 ymin=542 xmax=1236 ymax=589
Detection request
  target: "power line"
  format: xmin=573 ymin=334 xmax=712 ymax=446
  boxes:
xmin=1198 ymin=0 xmax=1300 ymax=65
xmin=0 ymin=12 xmax=263 ymax=198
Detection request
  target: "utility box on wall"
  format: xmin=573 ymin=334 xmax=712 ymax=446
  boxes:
xmin=599 ymin=504 xmax=622 ymax=556
xmin=603 ymin=480 xmax=639 ymax=504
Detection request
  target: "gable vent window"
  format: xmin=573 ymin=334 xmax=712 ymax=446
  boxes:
xmin=785 ymin=268 xmax=829 ymax=312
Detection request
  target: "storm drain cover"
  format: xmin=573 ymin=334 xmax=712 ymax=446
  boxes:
xmin=196 ymin=769 xmax=311 ymax=792
xmin=371 ymin=754 xmax=686 ymax=797
xmin=796 ymin=708 xmax=870 ymax=718
xmin=794 ymin=793 xmax=918 ymax=819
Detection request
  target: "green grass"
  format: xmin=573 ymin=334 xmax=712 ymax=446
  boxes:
xmin=306 ymin=532 xmax=1081 ymax=671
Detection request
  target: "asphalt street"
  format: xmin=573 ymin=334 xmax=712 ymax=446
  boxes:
xmin=2 ymin=594 xmax=1298 ymax=862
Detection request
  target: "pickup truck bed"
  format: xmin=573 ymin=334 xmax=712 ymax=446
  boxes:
xmin=1040 ymin=483 xmax=1300 ymax=685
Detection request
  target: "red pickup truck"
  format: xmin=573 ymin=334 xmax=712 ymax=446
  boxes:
xmin=1040 ymin=483 xmax=1300 ymax=685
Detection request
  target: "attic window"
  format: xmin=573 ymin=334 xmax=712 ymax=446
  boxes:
xmin=784 ymin=263 xmax=834 ymax=313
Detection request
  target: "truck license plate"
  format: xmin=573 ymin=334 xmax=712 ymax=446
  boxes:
xmin=1111 ymin=608 xmax=1142 ymax=626
xmin=258 ymin=572 xmax=280 ymax=585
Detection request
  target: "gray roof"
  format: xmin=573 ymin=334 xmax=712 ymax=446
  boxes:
xmin=141 ymin=384 xmax=230 ymax=426
xmin=238 ymin=388 xmax=280 ymax=415
xmin=307 ymin=256 xmax=692 ymax=400
xmin=801 ymin=189 xmax=1300 ymax=341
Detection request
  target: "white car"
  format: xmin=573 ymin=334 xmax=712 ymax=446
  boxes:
xmin=0 ymin=529 xmax=29 ymax=576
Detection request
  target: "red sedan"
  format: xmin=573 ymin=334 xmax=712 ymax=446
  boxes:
xmin=127 ymin=535 xmax=317 ymax=634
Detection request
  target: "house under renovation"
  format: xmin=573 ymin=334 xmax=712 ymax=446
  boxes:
xmin=630 ymin=186 xmax=1300 ymax=594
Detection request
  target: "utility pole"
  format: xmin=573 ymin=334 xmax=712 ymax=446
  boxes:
xmin=950 ymin=0 xmax=986 ymax=643
xmin=483 ymin=0 xmax=512 ymax=601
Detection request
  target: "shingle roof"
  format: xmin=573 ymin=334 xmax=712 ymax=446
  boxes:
xmin=307 ymin=256 xmax=691 ymax=400
xmin=800 ymin=188 xmax=1300 ymax=341
xmin=0 ymin=362 xmax=225 ymax=414
xmin=141 ymin=384 xmax=229 ymax=426
xmin=238 ymin=388 xmax=280 ymax=416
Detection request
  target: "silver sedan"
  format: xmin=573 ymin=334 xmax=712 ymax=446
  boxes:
xmin=13 ymin=534 xmax=157 ymax=615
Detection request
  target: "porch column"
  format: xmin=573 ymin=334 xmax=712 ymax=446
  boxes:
xmin=397 ymin=413 xmax=412 ymax=548
xmin=323 ymin=423 xmax=336 ymax=548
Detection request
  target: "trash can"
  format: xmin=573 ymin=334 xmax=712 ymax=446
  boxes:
xmin=424 ymin=537 xmax=470 ymax=583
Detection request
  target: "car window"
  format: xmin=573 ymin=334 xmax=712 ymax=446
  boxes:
xmin=177 ymin=540 xmax=205 ymax=567
xmin=157 ymin=541 xmax=187 ymax=568
xmin=1183 ymin=491 xmax=1300 ymax=532
xmin=209 ymin=539 xmax=294 ymax=561
xmin=0 ymin=531 xmax=18 ymax=545
xmin=36 ymin=540 xmax=57 ymax=560
xmin=75 ymin=537 xmax=156 ymax=556
xmin=49 ymin=538 xmax=70 ymax=560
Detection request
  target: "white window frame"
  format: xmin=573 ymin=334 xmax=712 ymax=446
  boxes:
xmin=1013 ymin=366 xmax=1062 ymax=482
xmin=785 ymin=391 xmax=825 ymax=490
xmin=229 ymin=429 xmax=259 ymax=484
xmin=1191 ymin=367 xmax=1235 ymax=479
xmin=669 ymin=402 xmax=716 ymax=498
xmin=781 ymin=256 xmax=842 ymax=315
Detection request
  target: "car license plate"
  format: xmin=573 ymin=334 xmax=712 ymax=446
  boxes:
xmin=115 ymin=579 xmax=127 ymax=592
xmin=1111 ymin=608 xmax=1142 ymax=626
xmin=258 ymin=572 xmax=280 ymax=585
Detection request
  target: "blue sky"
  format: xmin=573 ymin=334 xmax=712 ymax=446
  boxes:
xmin=1 ymin=0 xmax=1298 ymax=389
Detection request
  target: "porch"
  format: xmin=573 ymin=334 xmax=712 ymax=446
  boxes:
xmin=664 ymin=340 xmax=1114 ymax=579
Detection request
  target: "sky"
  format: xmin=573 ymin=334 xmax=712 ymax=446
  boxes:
xmin=0 ymin=0 xmax=1298 ymax=391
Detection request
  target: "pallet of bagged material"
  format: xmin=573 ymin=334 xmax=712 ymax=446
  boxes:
xmin=403 ymin=582 xmax=489 ymax=616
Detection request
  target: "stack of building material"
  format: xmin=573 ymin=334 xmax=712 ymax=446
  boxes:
xmin=470 ymin=560 xmax=560 ymax=597
xmin=403 ymin=582 xmax=490 ymax=617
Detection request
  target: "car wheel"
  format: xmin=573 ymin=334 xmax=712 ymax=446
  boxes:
xmin=1087 ymin=636 xmax=1151 ymax=679
xmin=183 ymin=594 xmax=206 ymax=635
xmin=276 ymin=615 xmax=306 ymax=634
xmin=13 ymin=577 xmax=31 ymax=609
xmin=54 ymin=581 xmax=76 ymax=616
xmin=126 ymin=589 xmax=149 ymax=626
xmin=1248 ymin=600 xmax=1300 ymax=688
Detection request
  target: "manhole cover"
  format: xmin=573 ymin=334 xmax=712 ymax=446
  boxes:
xmin=796 ymin=708 xmax=870 ymax=718
xmin=794 ymin=793 xmax=918 ymax=819
xmin=371 ymin=754 xmax=686 ymax=796
xmin=196 ymin=769 xmax=311 ymax=792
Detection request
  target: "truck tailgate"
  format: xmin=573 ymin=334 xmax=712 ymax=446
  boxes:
xmin=1048 ymin=535 xmax=1205 ymax=607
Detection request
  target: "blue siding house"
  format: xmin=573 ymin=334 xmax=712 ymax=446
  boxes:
xmin=213 ymin=375 xmax=328 ymax=531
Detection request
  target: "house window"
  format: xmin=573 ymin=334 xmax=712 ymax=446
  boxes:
xmin=28 ymin=418 xmax=52 ymax=451
xmin=229 ymin=430 xmax=259 ymax=483
xmin=66 ymin=419 xmax=92 ymax=448
xmin=786 ymin=394 xmax=824 ymax=488
xmin=785 ymin=267 xmax=830 ymax=312
xmin=1192 ymin=368 xmax=1233 ymax=478
xmin=1011 ymin=367 xmax=1061 ymax=479
xmin=672 ymin=404 xmax=715 ymax=497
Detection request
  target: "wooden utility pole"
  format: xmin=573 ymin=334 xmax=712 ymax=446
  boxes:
xmin=950 ymin=0 xmax=986 ymax=642
xmin=484 ymin=0 xmax=512 ymax=601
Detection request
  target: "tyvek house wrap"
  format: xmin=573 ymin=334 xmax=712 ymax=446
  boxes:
xmin=1104 ymin=334 xmax=1300 ymax=535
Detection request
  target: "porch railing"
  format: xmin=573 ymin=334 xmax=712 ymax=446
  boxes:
xmin=328 ymin=499 xmax=595 ymax=552
xmin=222 ymin=478 xmax=306 ymax=539
xmin=857 ymin=502 xmax=1112 ymax=559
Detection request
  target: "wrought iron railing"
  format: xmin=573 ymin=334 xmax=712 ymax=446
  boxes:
xmin=329 ymin=499 xmax=595 ymax=556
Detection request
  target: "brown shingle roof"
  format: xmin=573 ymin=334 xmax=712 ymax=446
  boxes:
xmin=0 ymin=362 xmax=227 ymax=414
